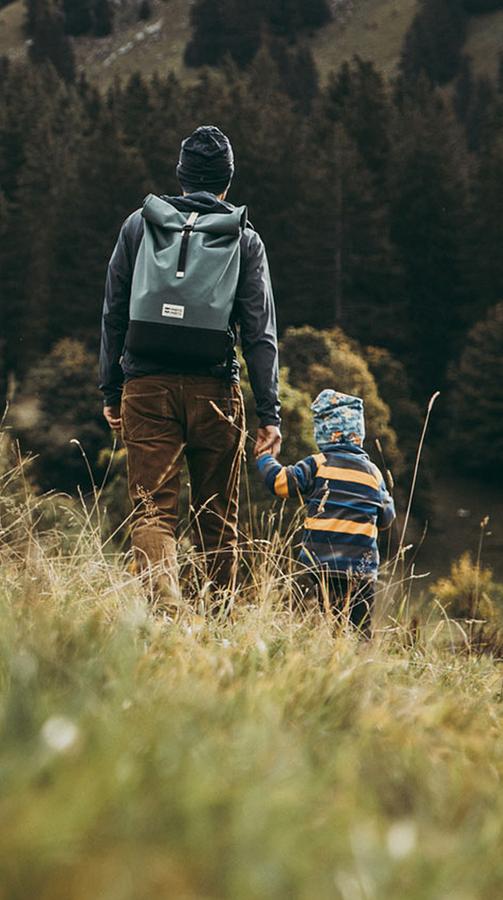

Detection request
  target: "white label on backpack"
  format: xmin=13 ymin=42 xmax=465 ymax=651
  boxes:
xmin=162 ymin=303 xmax=185 ymax=319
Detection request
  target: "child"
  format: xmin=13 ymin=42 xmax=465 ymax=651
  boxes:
xmin=256 ymin=390 xmax=396 ymax=636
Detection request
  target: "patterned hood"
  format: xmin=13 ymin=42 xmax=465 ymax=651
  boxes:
xmin=311 ymin=390 xmax=365 ymax=448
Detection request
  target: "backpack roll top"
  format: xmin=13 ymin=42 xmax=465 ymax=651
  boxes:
xmin=126 ymin=194 xmax=247 ymax=367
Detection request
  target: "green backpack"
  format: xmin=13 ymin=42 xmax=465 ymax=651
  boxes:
xmin=126 ymin=193 xmax=247 ymax=366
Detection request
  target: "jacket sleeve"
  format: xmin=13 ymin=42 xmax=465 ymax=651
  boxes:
xmin=377 ymin=479 xmax=396 ymax=530
xmin=234 ymin=231 xmax=281 ymax=427
xmin=99 ymin=213 xmax=141 ymax=406
xmin=256 ymin=453 xmax=317 ymax=498
xmin=369 ymin=462 xmax=396 ymax=530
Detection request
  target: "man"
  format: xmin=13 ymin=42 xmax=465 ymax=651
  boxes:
xmin=99 ymin=125 xmax=281 ymax=607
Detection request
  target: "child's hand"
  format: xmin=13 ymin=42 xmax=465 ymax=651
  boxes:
xmin=254 ymin=426 xmax=282 ymax=459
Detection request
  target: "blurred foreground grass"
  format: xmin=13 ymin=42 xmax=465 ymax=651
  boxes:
xmin=1 ymin=442 xmax=503 ymax=899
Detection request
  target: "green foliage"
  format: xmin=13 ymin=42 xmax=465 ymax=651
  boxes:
xmin=322 ymin=56 xmax=391 ymax=182
xmin=448 ymin=303 xmax=503 ymax=473
xmin=431 ymin=551 xmax=503 ymax=619
xmin=185 ymin=0 xmax=331 ymax=69
xmin=388 ymin=87 xmax=472 ymax=394
xmin=138 ymin=0 xmax=151 ymax=21
xmin=464 ymin=0 xmax=503 ymax=11
xmin=400 ymin=0 xmax=468 ymax=86
xmin=11 ymin=339 xmax=109 ymax=492
xmin=469 ymin=142 xmax=503 ymax=310
xmin=184 ymin=0 xmax=264 ymax=69
xmin=280 ymin=326 xmax=405 ymax=478
xmin=26 ymin=0 xmax=76 ymax=82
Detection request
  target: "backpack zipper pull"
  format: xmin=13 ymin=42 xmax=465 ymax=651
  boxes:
xmin=176 ymin=211 xmax=199 ymax=278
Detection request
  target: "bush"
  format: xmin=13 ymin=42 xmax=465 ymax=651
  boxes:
xmin=280 ymin=326 xmax=405 ymax=479
xmin=430 ymin=551 xmax=503 ymax=620
xmin=10 ymin=339 xmax=109 ymax=493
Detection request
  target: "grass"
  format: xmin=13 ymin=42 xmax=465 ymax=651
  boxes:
xmin=312 ymin=0 xmax=418 ymax=82
xmin=464 ymin=8 xmax=503 ymax=80
xmin=0 ymin=0 xmax=25 ymax=61
xmin=2 ymin=433 xmax=503 ymax=899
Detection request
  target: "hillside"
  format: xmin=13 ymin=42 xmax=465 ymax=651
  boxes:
xmin=1 ymin=0 xmax=502 ymax=88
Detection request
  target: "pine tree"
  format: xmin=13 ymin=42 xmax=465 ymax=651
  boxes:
xmin=498 ymin=50 xmax=503 ymax=92
xmin=185 ymin=0 xmax=263 ymax=69
xmin=448 ymin=303 xmax=503 ymax=474
xmin=281 ymin=118 xmax=406 ymax=349
xmin=94 ymin=0 xmax=113 ymax=36
xmin=50 ymin=115 xmax=148 ymax=347
xmin=464 ymin=76 xmax=500 ymax=152
xmin=141 ymin=71 xmax=184 ymax=190
xmin=296 ymin=0 xmax=331 ymax=29
xmin=388 ymin=86 xmax=473 ymax=395
xmin=138 ymin=0 xmax=151 ymax=20
xmin=468 ymin=140 xmax=503 ymax=314
xmin=62 ymin=0 xmax=93 ymax=35
xmin=28 ymin=0 xmax=76 ymax=82
xmin=400 ymin=0 xmax=468 ymax=87
xmin=185 ymin=0 xmax=330 ymax=68
xmin=0 ymin=63 xmax=68 ymax=384
xmin=453 ymin=54 xmax=474 ymax=124
xmin=268 ymin=38 xmax=318 ymax=113
xmin=322 ymin=57 xmax=391 ymax=184
xmin=463 ymin=0 xmax=503 ymax=11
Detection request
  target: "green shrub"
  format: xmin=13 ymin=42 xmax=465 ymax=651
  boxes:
xmin=280 ymin=326 xmax=405 ymax=480
xmin=430 ymin=551 xmax=503 ymax=620
xmin=10 ymin=339 xmax=110 ymax=493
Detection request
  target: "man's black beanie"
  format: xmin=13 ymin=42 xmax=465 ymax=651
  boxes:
xmin=176 ymin=125 xmax=235 ymax=195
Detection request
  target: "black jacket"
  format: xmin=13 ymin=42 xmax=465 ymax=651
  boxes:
xmin=99 ymin=191 xmax=281 ymax=427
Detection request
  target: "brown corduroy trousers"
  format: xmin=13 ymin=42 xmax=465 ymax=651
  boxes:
xmin=121 ymin=374 xmax=245 ymax=595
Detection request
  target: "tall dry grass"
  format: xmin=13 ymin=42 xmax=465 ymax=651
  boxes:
xmin=1 ymin=426 xmax=503 ymax=899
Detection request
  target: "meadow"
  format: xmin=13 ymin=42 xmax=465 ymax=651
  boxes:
xmin=1 ymin=431 xmax=503 ymax=900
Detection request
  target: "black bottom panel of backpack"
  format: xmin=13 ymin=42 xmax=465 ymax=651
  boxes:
xmin=125 ymin=320 xmax=232 ymax=367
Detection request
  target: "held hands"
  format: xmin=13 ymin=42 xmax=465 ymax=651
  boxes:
xmin=104 ymin=403 xmax=280 ymax=457
xmin=254 ymin=425 xmax=282 ymax=459
xmin=103 ymin=404 xmax=122 ymax=433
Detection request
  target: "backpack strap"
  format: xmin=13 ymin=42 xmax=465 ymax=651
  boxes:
xmin=176 ymin=211 xmax=199 ymax=279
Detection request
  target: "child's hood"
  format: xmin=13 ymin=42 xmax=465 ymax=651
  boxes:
xmin=311 ymin=390 xmax=365 ymax=448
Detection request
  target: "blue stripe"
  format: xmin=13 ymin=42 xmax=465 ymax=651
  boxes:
xmin=307 ymin=498 xmax=378 ymax=517
xmin=313 ymin=477 xmax=381 ymax=499
xmin=301 ymin=531 xmax=376 ymax=548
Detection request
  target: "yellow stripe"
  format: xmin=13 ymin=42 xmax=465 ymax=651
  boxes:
xmin=317 ymin=464 xmax=379 ymax=492
xmin=274 ymin=468 xmax=289 ymax=498
xmin=313 ymin=452 xmax=326 ymax=467
xmin=305 ymin=516 xmax=378 ymax=538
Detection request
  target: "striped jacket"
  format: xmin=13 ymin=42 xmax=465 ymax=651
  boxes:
xmin=257 ymin=444 xmax=395 ymax=579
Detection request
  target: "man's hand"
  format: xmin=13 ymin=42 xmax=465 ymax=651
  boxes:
xmin=254 ymin=425 xmax=282 ymax=459
xmin=103 ymin=404 xmax=122 ymax=433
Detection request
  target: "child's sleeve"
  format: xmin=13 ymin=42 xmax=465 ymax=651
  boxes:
xmin=256 ymin=453 xmax=317 ymax=499
xmin=376 ymin=474 xmax=396 ymax=531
